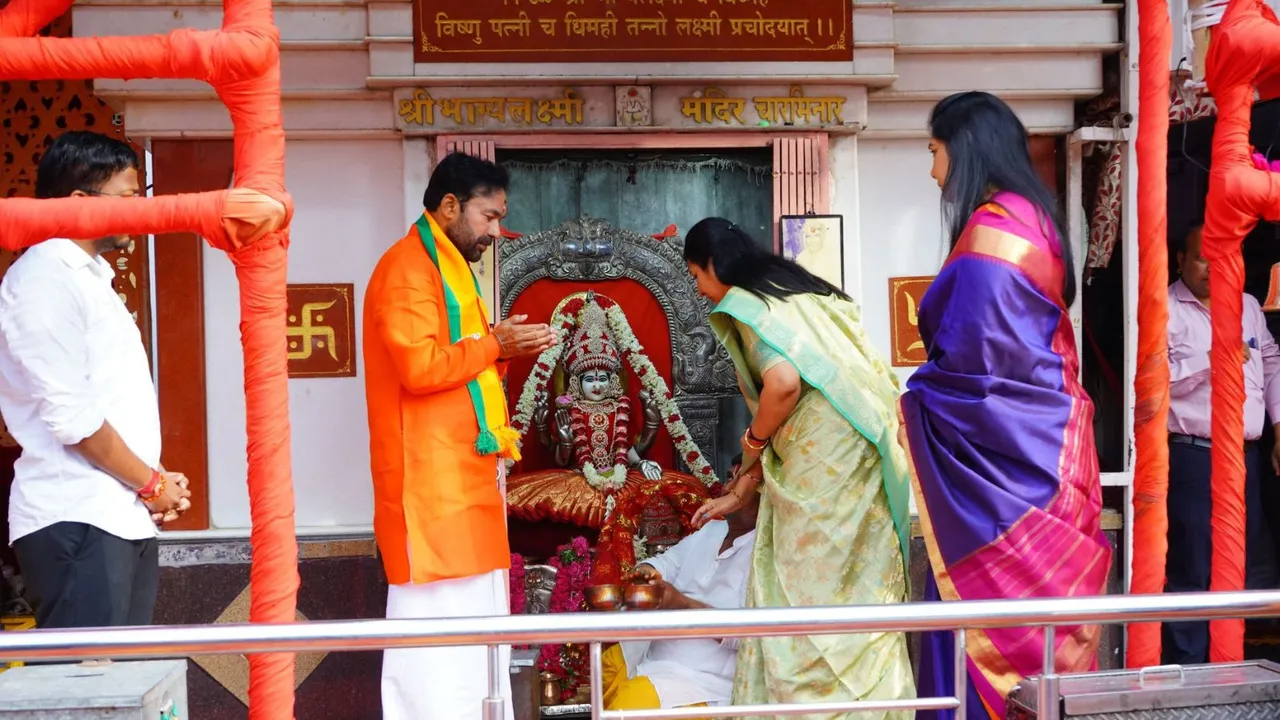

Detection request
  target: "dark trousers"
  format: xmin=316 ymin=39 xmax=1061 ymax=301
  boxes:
xmin=1162 ymin=441 xmax=1276 ymax=664
xmin=11 ymin=521 xmax=158 ymax=629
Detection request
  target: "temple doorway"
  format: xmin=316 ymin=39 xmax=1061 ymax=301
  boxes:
xmin=495 ymin=148 xmax=772 ymax=561
xmin=496 ymin=147 xmax=772 ymax=474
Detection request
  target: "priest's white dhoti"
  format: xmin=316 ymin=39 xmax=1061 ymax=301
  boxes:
xmin=381 ymin=569 xmax=514 ymax=720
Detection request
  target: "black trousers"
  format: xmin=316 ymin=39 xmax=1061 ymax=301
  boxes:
xmin=1162 ymin=441 xmax=1277 ymax=664
xmin=12 ymin=521 xmax=158 ymax=629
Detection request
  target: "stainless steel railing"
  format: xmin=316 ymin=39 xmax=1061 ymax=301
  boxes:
xmin=3 ymin=590 xmax=1280 ymax=720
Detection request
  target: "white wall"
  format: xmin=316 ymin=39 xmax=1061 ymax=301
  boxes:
xmin=836 ymin=137 xmax=947 ymax=386
xmin=203 ymin=139 xmax=404 ymax=529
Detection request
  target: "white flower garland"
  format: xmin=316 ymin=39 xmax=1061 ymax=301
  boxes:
xmin=507 ymin=295 xmax=720 ymax=490
xmin=583 ymin=462 xmax=628 ymax=493
xmin=603 ymin=305 xmax=718 ymax=484
xmin=632 ymin=533 xmax=650 ymax=563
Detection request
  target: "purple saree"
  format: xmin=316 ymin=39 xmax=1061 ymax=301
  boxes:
xmin=901 ymin=193 xmax=1112 ymax=719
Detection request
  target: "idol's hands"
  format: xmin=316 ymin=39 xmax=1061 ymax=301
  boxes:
xmin=554 ymin=408 xmax=574 ymax=446
xmin=638 ymin=459 xmax=662 ymax=480
xmin=493 ymin=314 xmax=557 ymax=359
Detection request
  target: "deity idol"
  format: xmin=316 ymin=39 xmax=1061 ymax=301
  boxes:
xmin=542 ymin=298 xmax=661 ymax=475
xmin=506 ymin=292 xmax=716 ymax=531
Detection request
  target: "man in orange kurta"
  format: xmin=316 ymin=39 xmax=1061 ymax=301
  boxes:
xmin=363 ymin=152 xmax=555 ymax=720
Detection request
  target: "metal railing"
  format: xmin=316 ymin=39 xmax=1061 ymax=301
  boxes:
xmin=3 ymin=590 xmax=1280 ymax=720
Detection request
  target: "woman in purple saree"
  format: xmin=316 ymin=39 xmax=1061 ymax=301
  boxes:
xmin=901 ymin=92 xmax=1112 ymax=720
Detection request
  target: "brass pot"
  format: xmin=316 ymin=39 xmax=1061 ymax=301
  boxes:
xmin=540 ymin=672 xmax=559 ymax=707
xmin=624 ymin=582 xmax=661 ymax=610
xmin=585 ymin=583 xmax=624 ymax=611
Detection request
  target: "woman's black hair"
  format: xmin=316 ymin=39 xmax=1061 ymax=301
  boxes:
xmin=683 ymin=217 xmax=850 ymax=302
xmin=929 ymin=91 xmax=1076 ymax=307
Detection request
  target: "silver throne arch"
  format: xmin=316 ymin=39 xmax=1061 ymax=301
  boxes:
xmin=498 ymin=215 xmax=742 ymax=477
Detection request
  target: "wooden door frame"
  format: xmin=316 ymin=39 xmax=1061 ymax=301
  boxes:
xmin=149 ymin=139 xmax=234 ymax=530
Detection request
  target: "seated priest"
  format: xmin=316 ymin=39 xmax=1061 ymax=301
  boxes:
xmin=601 ymin=460 xmax=758 ymax=712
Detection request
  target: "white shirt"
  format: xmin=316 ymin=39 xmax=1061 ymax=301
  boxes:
xmin=0 ymin=239 xmax=160 ymax=544
xmin=621 ymin=520 xmax=756 ymax=708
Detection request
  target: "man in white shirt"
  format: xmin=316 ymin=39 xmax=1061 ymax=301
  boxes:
xmin=0 ymin=131 xmax=190 ymax=629
xmin=601 ymin=461 xmax=758 ymax=712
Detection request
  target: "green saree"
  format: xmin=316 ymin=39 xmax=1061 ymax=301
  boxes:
xmin=711 ymin=288 xmax=915 ymax=720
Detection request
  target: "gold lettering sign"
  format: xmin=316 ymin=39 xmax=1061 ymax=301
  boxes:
xmin=680 ymin=87 xmax=746 ymax=125
xmin=754 ymin=85 xmax=846 ymax=126
xmin=434 ymin=12 xmax=483 ymax=45
xmin=489 ymin=12 xmax=532 ymax=38
xmin=678 ymin=85 xmax=846 ymax=127
xmin=287 ymin=284 xmax=356 ymax=378
xmin=416 ymin=0 xmax=848 ymax=63
xmin=889 ymin=276 xmax=934 ymax=367
xmin=397 ymin=88 xmax=585 ymax=127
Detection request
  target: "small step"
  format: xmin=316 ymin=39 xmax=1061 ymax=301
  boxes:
xmin=0 ymin=660 xmax=188 ymax=720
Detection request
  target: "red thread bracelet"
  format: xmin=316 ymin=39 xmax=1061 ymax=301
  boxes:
xmin=137 ymin=469 xmax=163 ymax=501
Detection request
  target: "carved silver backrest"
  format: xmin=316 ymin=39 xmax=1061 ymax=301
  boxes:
xmin=499 ymin=216 xmax=740 ymax=475
xmin=524 ymin=564 xmax=558 ymax=615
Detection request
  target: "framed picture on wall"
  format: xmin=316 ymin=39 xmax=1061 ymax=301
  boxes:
xmin=780 ymin=214 xmax=844 ymax=289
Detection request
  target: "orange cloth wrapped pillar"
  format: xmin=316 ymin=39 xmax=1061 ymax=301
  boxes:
xmin=1127 ymin=0 xmax=1173 ymax=670
xmin=0 ymin=0 xmax=299 ymax=716
xmin=1201 ymin=0 xmax=1280 ymax=663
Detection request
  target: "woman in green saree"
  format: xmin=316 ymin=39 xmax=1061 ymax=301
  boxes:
xmin=685 ymin=218 xmax=915 ymax=719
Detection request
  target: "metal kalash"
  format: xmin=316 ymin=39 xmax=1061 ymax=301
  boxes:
xmin=2 ymin=591 xmax=1280 ymax=720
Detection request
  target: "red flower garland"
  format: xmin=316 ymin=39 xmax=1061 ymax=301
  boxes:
xmin=509 ymin=553 xmax=526 ymax=615
xmin=536 ymin=537 xmax=593 ymax=700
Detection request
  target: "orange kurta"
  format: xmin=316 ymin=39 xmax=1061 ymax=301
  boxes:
xmin=363 ymin=228 xmax=509 ymax=586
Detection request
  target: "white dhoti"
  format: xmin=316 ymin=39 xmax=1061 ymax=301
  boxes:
xmin=382 ymin=569 xmax=514 ymax=720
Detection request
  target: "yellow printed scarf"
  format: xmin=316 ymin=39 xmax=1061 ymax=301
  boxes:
xmin=411 ymin=213 xmax=520 ymax=460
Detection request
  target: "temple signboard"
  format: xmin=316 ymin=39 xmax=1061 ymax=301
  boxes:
xmin=393 ymin=85 xmax=863 ymax=132
xmin=888 ymin=276 xmax=933 ymax=368
xmin=415 ymin=0 xmax=850 ymax=64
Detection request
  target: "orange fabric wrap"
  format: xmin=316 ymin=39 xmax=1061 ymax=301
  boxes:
xmin=0 ymin=0 xmax=299 ymax=716
xmin=1200 ymin=0 xmax=1280 ymax=662
xmin=363 ymin=233 xmax=510 ymax=586
xmin=1128 ymin=0 xmax=1172 ymax=669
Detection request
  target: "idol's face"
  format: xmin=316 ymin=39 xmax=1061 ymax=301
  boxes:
xmin=928 ymin=138 xmax=950 ymax=190
xmin=579 ymin=370 xmax=613 ymax=402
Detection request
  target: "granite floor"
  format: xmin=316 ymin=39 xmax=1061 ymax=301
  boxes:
xmin=153 ymin=540 xmax=386 ymax=719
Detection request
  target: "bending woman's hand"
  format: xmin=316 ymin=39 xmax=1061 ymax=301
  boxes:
xmin=691 ymin=493 xmax=743 ymax=528
xmin=737 ymin=444 xmax=762 ymax=475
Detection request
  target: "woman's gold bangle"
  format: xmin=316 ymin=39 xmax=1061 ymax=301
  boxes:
xmin=742 ymin=431 xmax=767 ymax=452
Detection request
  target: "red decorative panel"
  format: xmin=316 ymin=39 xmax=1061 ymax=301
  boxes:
xmin=151 ymin=139 xmax=234 ymax=531
xmin=414 ymin=0 xmax=850 ymax=64
xmin=505 ymin=277 xmax=674 ymax=473
xmin=889 ymin=276 xmax=935 ymax=368
xmin=286 ymin=283 xmax=357 ymax=379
